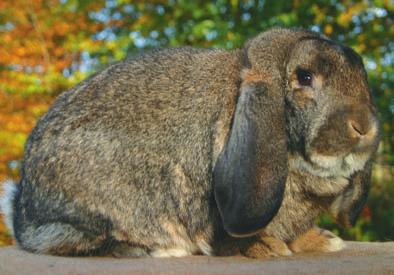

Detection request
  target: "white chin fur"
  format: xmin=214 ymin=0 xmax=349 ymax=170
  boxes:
xmin=290 ymin=152 xmax=368 ymax=178
xmin=0 ymin=180 xmax=17 ymax=236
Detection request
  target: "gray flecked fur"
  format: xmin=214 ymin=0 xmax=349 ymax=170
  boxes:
xmin=3 ymin=28 xmax=380 ymax=256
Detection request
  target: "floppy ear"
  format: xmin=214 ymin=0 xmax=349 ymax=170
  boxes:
xmin=213 ymin=76 xmax=288 ymax=237
xmin=330 ymin=162 xmax=372 ymax=227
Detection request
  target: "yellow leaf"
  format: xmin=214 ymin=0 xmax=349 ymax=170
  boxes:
xmin=324 ymin=25 xmax=333 ymax=35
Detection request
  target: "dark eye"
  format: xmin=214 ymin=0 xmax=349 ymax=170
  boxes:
xmin=296 ymin=69 xmax=313 ymax=86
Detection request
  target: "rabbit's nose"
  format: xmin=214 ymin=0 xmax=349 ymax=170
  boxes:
xmin=348 ymin=119 xmax=377 ymax=142
xmin=349 ymin=120 xmax=367 ymax=137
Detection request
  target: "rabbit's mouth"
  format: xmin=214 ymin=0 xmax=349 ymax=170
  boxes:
xmin=289 ymin=151 xmax=369 ymax=179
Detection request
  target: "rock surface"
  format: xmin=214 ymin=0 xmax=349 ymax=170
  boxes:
xmin=0 ymin=242 xmax=393 ymax=274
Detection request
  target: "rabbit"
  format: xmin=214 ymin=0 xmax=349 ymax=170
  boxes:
xmin=1 ymin=28 xmax=380 ymax=257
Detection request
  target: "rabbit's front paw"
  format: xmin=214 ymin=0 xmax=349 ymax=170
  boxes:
xmin=241 ymin=235 xmax=292 ymax=258
xmin=215 ymin=234 xmax=291 ymax=258
xmin=288 ymin=226 xmax=345 ymax=253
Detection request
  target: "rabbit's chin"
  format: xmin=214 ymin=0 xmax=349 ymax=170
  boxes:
xmin=289 ymin=152 xmax=369 ymax=179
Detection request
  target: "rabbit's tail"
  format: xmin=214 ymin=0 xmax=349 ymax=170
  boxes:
xmin=0 ymin=180 xmax=17 ymax=236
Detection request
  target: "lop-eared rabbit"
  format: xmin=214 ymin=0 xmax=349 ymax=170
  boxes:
xmin=1 ymin=28 xmax=380 ymax=258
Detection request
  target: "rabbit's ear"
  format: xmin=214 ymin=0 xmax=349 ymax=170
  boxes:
xmin=330 ymin=162 xmax=372 ymax=227
xmin=213 ymin=76 xmax=288 ymax=237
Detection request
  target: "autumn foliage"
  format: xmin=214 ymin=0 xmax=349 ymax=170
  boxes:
xmin=0 ymin=0 xmax=393 ymax=245
xmin=0 ymin=0 xmax=106 ymax=245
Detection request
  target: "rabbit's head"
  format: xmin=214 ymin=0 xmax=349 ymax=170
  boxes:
xmin=284 ymin=36 xmax=380 ymax=179
xmin=214 ymin=29 xmax=380 ymax=237
xmin=282 ymin=34 xmax=381 ymax=226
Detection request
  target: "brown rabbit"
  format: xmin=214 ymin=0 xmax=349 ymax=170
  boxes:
xmin=1 ymin=28 xmax=379 ymax=257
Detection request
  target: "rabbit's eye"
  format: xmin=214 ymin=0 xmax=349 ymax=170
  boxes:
xmin=296 ymin=69 xmax=313 ymax=86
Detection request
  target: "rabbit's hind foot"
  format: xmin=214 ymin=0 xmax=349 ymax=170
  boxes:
xmin=110 ymin=241 xmax=199 ymax=258
xmin=16 ymin=222 xmax=107 ymax=256
xmin=150 ymin=247 xmax=193 ymax=257
xmin=113 ymin=245 xmax=206 ymax=258
xmin=111 ymin=242 xmax=150 ymax=258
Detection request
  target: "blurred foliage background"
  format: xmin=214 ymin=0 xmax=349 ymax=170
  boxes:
xmin=0 ymin=0 xmax=393 ymax=246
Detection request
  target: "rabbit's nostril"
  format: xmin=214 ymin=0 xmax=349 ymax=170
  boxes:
xmin=349 ymin=120 xmax=367 ymax=137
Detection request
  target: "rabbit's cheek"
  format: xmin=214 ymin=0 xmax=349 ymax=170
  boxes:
xmin=308 ymin=131 xmax=354 ymax=158
xmin=288 ymin=89 xmax=315 ymax=109
xmin=308 ymin=113 xmax=358 ymax=156
xmin=285 ymin=81 xmax=317 ymax=110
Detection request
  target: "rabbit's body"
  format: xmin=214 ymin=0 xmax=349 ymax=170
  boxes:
xmin=3 ymin=28 xmax=380 ymax=257
xmin=214 ymin=169 xmax=350 ymax=257
xmin=12 ymin=48 xmax=243 ymax=256
xmin=264 ymin=170 xmax=335 ymax=242
xmin=266 ymin=164 xmax=356 ymax=242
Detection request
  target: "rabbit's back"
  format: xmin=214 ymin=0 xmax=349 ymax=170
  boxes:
xmin=14 ymin=48 xmax=242 ymax=255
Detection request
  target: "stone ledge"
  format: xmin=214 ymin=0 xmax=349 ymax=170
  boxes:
xmin=0 ymin=242 xmax=393 ymax=274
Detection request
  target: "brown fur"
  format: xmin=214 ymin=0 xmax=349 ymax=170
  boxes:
xmin=288 ymin=227 xmax=341 ymax=253
xmin=241 ymin=69 xmax=272 ymax=83
xmin=215 ymin=30 xmax=380 ymax=257
xmin=2 ymin=28 xmax=380 ymax=257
